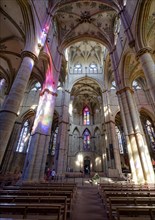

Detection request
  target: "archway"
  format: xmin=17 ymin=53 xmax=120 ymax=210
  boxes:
xmin=84 ymin=156 xmax=91 ymax=175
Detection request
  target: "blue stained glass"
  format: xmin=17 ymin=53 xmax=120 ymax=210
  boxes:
xmin=83 ymin=129 xmax=90 ymax=151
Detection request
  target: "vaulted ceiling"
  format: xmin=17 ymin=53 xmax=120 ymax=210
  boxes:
xmin=0 ymin=0 xmax=46 ymax=90
xmin=53 ymin=0 xmax=119 ymax=49
xmin=0 ymin=0 xmax=123 ymax=89
xmin=71 ymin=78 xmax=102 ymax=113
xmin=67 ymin=40 xmax=105 ymax=64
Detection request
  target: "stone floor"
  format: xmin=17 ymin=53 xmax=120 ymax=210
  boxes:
xmin=70 ymin=184 xmax=108 ymax=220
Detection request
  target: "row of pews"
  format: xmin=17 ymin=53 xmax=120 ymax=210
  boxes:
xmin=0 ymin=182 xmax=77 ymax=220
xmin=0 ymin=173 xmax=20 ymax=186
xmin=98 ymin=182 xmax=155 ymax=220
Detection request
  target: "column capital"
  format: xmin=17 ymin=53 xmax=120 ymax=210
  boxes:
xmin=136 ymin=47 xmax=153 ymax=59
xmin=59 ymin=120 xmax=69 ymax=125
xmin=40 ymin=88 xmax=57 ymax=97
xmin=0 ymin=109 xmax=18 ymax=117
xmin=102 ymin=89 xmax=108 ymax=93
xmin=21 ymin=51 xmax=38 ymax=62
xmin=105 ymin=120 xmax=115 ymax=124
xmin=116 ymin=86 xmax=134 ymax=95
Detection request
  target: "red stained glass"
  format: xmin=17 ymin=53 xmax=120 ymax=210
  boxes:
xmin=83 ymin=106 xmax=90 ymax=125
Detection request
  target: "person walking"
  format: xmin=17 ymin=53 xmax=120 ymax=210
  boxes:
xmin=51 ymin=168 xmax=56 ymax=180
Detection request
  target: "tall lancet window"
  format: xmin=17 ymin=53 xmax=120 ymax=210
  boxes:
xmin=16 ymin=120 xmax=30 ymax=152
xmin=83 ymin=106 xmax=90 ymax=125
xmin=115 ymin=126 xmax=124 ymax=154
xmin=145 ymin=120 xmax=155 ymax=152
xmin=83 ymin=129 xmax=90 ymax=151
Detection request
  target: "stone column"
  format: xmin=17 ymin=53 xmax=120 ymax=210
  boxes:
xmin=102 ymin=90 xmax=122 ymax=175
xmin=136 ymin=48 xmax=155 ymax=103
xmin=22 ymin=46 xmax=62 ymax=182
xmin=0 ymin=52 xmax=36 ymax=166
xmin=117 ymin=87 xmax=155 ymax=183
xmin=23 ymin=89 xmax=58 ymax=182
xmin=1 ymin=121 xmax=22 ymax=173
xmin=56 ymin=90 xmax=70 ymax=174
xmin=117 ymin=93 xmax=137 ymax=181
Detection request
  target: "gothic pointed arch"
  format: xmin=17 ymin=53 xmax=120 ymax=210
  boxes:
xmin=140 ymin=110 xmax=155 ymax=161
xmin=73 ymin=127 xmax=80 ymax=134
xmin=115 ymin=112 xmax=130 ymax=172
xmin=121 ymin=51 xmax=142 ymax=88
xmin=83 ymin=128 xmax=91 ymax=151
xmin=15 ymin=109 xmax=36 ymax=153
xmin=135 ymin=0 xmax=155 ymax=50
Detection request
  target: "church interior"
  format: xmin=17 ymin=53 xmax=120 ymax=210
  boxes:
xmin=0 ymin=0 xmax=155 ymax=219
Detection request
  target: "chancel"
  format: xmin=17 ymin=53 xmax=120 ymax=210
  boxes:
xmin=0 ymin=0 xmax=155 ymax=220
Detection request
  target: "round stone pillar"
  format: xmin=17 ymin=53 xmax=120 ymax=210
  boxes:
xmin=137 ymin=48 xmax=155 ymax=103
xmin=102 ymin=90 xmax=122 ymax=175
xmin=23 ymin=89 xmax=58 ymax=182
xmin=1 ymin=121 xmax=22 ymax=173
xmin=117 ymin=87 xmax=155 ymax=183
xmin=56 ymin=90 xmax=70 ymax=174
xmin=0 ymin=51 xmax=36 ymax=166
xmin=117 ymin=93 xmax=137 ymax=181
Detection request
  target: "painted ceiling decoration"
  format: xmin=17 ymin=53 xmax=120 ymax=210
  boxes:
xmin=67 ymin=40 xmax=106 ymax=64
xmin=53 ymin=1 xmax=118 ymax=49
xmin=0 ymin=0 xmax=124 ymax=89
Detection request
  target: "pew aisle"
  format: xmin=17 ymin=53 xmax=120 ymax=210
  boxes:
xmin=71 ymin=185 xmax=107 ymax=220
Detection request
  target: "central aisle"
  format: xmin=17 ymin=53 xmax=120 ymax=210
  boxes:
xmin=71 ymin=185 xmax=108 ymax=220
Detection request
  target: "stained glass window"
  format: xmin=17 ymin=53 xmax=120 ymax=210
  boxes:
xmin=26 ymin=135 xmax=32 ymax=153
xmin=83 ymin=106 xmax=90 ymax=125
xmin=83 ymin=129 xmax=90 ymax=151
xmin=115 ymin=126 xmax=124 ymax=154
xmin=145 ymin=120 xmax=155 ymax=152
xmin=51 ymin=127 xmax=59 ymax=155
xmin=31 ymin=82 xmax=41 ymax=91
xmin=0 ymin=78 xmax=7 ymax=108
xmin=89 ymin=63 xmax=97 ymax=73
xmin=74 ymin=64 xmax=82 ymax=74
xmin=132 ymin=80 xmax=141 ymax=90
xmin=111 ymin=81 xmax=116 ymax=90
xmin=16 ymin=120 xmax=30 ymax=152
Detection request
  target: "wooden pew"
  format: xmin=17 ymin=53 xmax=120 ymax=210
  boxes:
xmin=0 ymin=189 xmax=74 ymax=198
xmin=115 ymin=205 xmax=155 ymax=220
xmin=0 ymin=195 xmax=71 ymax=218
xmin=101 ymin=190 xmax=155 ymax=204
xmin=107 ymin=197 xmax=155 ymax=220
xmin=3 ymin=185 xmax=76 ymax=192
xmin=0 ymin=189 xmax=74 ymax=209
xmin=2 ymin=186 xmax=77 ymax=199
xmin=0 ymin=182 xmax=77 ymax=219
xmin=21 ymin=182 xmax=77 ymax=187
xmin=0 ymin=203 xmax=65 ymax=220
